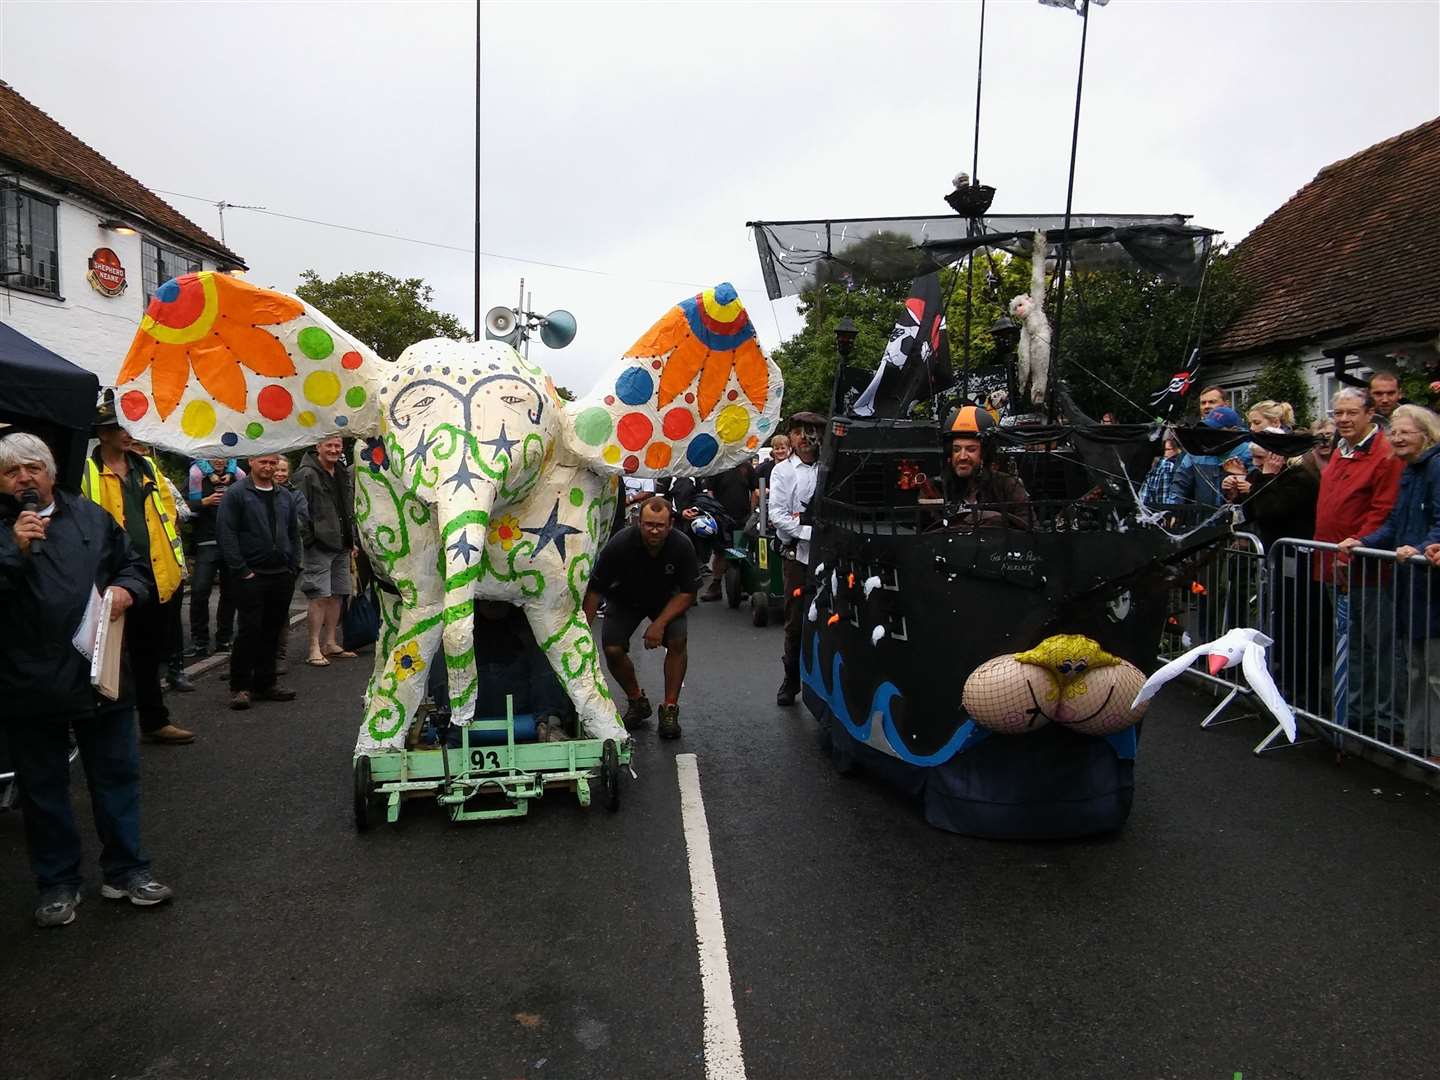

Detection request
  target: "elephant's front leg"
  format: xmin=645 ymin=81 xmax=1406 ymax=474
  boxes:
xmin=522 ymin=553 xmax=627 ymax=745
xmin=356 ymin=580 xmax=447 ymax=754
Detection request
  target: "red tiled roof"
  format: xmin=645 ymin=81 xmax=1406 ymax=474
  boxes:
xmin=1212 ymin=116 xmax=1440 ymax=359
xmin=0 ymin=80 xmax=244 ymax=267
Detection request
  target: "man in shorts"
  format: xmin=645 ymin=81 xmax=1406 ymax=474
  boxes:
xmin=293 ymin=437 xmax=355 ymax=665
xmin=583 ymin=497 xmax=699 ymax=739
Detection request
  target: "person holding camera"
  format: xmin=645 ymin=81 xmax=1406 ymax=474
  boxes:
xmin=0 ymin=432 xmax=175 ymax=927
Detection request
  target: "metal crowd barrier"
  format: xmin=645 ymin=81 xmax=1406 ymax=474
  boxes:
xmin=1264 ymin=538 xmax=1438 ymax=772
xmin=1157 ymin=531 xmax=1268 ymax=729
xmin=1162 ymin=532 xmax=1439 ymax=773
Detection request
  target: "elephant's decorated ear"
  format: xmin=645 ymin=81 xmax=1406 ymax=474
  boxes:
xmin=567 ymin=282 xmax=784 ymax=477
xmin=113 ymin=272 xmax=382 ymax=456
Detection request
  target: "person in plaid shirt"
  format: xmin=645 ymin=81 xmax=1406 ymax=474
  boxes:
xmin=1141 ymin=433 xmax=1182 ymax=508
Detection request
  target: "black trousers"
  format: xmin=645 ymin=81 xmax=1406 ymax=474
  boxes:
xmin=230 ymin=572 xmax=295 ymax=693
xmin=782 ymin=556 xmax=809 ymax=680
xmin=189 ymin=544 xmax=236 ymax=647
xmin=125 ymin=586 xmax=171 ymax=735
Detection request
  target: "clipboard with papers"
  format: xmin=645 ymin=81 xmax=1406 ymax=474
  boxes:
xmin=73 ymin=587 xmax=125 ymax=700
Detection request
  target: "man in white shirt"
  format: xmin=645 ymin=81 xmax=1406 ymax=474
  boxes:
xmin=768 ymin=412 xmax=823 ymax=706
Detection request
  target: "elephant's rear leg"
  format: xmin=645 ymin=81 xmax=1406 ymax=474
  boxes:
xmin=522 ymin=587 xmax=627 ymax=745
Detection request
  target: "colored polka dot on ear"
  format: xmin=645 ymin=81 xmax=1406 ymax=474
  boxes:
xmin=121 ymin=391 xmax=149 ymax=421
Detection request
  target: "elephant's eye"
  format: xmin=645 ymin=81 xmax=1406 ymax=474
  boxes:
xmin=501 ymin=394 xmax=525 ymax=405
xmin=414 ymin=395 xmax=436 ymax=409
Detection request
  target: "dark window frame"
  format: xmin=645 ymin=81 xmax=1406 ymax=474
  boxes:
xmin=141 ymin=236 xmax=202 ymax=306
xmin=0 ymin=185 xmax=61 ymax=297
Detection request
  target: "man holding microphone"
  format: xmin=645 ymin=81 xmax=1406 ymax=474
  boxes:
xmin=0 ymin=432 xmax=174 ymax=928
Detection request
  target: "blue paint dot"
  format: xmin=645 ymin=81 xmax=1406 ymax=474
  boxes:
xmin=220 ymin=432 xmax=238 ymax=447
xmin=488 ymin=363 xmax=499 ymax=371
xmin=156 ymin=279 xmax=181 ymax=303
xmin=685 ymin=433 xmax=719 ymax=468
xmin=615 ymin=366 xmax=654 ymax=406
xmin=714 ymin=282 xmax=737 ymax=305
xmin=335 ymin=416 xmax=348 ymax=427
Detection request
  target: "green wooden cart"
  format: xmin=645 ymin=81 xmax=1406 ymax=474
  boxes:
xmin=352 ymin=698 xmax=629 ymax=828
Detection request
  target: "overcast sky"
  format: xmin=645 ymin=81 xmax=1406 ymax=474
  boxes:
xmin=1 ymin=0 xmax=1436 ymax=393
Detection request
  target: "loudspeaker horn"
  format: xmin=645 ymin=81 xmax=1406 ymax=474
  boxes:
xmin=484 ymin=306 xmax=521 ymax=344
xmin=538 ymin=309 xmax=577 ymax=350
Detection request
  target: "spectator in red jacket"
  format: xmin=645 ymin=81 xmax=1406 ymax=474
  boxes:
xmin=1314 ymin=387 xmax=1404 ymax=736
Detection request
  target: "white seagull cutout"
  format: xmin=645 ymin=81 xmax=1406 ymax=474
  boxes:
xmin=1131 ymin=628 xmax=1296 ymax=742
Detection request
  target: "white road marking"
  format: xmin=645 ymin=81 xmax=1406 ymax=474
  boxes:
xmin=676 ymin=753 xmax=748 ymax=1080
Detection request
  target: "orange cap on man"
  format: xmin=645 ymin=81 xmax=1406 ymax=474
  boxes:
xmin=944 ymin=404 xmax=995 ymax=440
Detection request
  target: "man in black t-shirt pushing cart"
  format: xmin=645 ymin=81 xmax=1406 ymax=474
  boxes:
xmin=583 ymin=497 xmax=699 ymax=740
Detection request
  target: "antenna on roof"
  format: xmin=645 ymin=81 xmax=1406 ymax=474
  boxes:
xmin=215 ymin=200 xmax=265 ymax=247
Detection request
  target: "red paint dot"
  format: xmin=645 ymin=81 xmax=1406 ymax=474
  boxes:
xmin=651 ymin=360 xmax=662 ymax=370
xmin=604 ymin=395 xmax=615 ymax=406
xmin=684 ymin=393 xmax=695 ymax=404
xmin=622 ymin=455 xmax=639 ymax=474
xmin=341 ymin=350 xmax=363 ymax=370
xmin=257 ymin=384 xmax=294 ymax=421
xmin=727 ymin=390 xmax=738 ymax=400
xmin=616 ymin=412 xmax=653 ymax=451
xmin=662 ymin=408 xmax=695 ymax=440
xmin=120 ymin=391 xmax=149 ymax=421
xmin=372 ymin=446 xmax=387 ymax=467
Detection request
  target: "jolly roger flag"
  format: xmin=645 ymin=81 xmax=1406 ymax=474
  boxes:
xmin=852 ymin=272 xmax=951 ymax=418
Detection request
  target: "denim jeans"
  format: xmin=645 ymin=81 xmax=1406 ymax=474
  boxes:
xmin=125 ymin=587 xmax=171 ymax=735
xmin=1334 ymin=582 xmax=1399 ymax=736
xmin=2 ymin=707 xmax=150 ymax=890
xmin=189 ymin=543 xmax=236 ymax=648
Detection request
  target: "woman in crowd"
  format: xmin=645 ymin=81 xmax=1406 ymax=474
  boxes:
xmin=1247 ymin=399 xmax=1296 ymax=432
xmin=1339 ymin=404 xmax=1440 ymax=762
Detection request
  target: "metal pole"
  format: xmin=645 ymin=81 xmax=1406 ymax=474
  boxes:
xmin=960 ymin=0 xmax=986 ymax=403
xmin=1046 ymin=0 xmax=1091 ymax=422
xmin=473 ymin=0 xmax=482 ymax=341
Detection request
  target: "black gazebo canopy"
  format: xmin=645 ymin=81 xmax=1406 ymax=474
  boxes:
xmin=0 ymin=320 xmax=100 ymax=492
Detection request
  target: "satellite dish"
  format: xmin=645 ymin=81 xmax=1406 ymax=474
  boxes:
xmin=538 ymin=309 xmax=577 ymax=349
xmin=484 ymin=306 xmax=521 ymax=345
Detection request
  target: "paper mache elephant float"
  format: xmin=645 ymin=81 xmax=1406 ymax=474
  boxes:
xmin=114 ymin=271 xmax=782 ymax=753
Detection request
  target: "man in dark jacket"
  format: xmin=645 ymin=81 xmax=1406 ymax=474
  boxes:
xmin=0 ymin=432 xmax=174 ymax=927
xmin=217 ymin=453 xmax=303 ymax=710
xmin=293 ymin=437 xmax=356 ymax=665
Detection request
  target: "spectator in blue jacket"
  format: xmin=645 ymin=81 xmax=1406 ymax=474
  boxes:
xmin=1339 ymin=404 xmax=1440 ymax=761
xmin=1172 ymin=406 xmax=1252 ymax=509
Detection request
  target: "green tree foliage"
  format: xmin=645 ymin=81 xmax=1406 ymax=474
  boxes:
xmin=1244 ymin=354 xmax=1316 ymax=429
xmin=770 ymin=242 xmax=1250 ymax=422
xmin=294 ymin=270 xmax=470 ymax=361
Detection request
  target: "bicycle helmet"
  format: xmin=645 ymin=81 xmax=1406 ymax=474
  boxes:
xmin=690 ymin=512 xmax=719 ymax=538
xmin=943 ymin=404 xmax=995 ymax=440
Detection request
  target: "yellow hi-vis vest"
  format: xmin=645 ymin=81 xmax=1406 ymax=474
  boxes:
xmin=82 ymin=453 xmax=186 ymax=603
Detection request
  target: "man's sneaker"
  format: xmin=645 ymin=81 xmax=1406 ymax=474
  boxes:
xmin=166 ymin=670 xmax=196 ymax=693
xmin=100 ymin=874 xmax=174 ymax=907
xmin=699 ymin=582 xmax=723 ymax=603
xmin=622 ymin=694 xmax=652 ymax=730
xmin=230 ymin=691 xmax=251 ymax=711
xmin=658 ymin=703 xmax=682 ymax=740
xmin=35 ymin=886 xmax=80 ymax=928
xmin=214 ymin=639 xmax=232 ymax=653
xmin=143 ymin=723 xmax=196 ymax=744
xmin=776 ymin=676 xmax=799 ymax=706
xmin=253 ymin=686 xmax=297 ymax=702
xmin=187 ymin=643 xmax=209 ymax=660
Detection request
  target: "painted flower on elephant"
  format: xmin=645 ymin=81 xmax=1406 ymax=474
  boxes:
xmin=392 ymin=641 xmax=426 ymax=681
xmin=489 ymin=513 xmax=522 ymax=550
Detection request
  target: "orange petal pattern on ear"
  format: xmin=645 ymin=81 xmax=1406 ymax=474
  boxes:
xmin=732 ymin=338 xmax=769 ymax=410
xmin=213 ymin=273 xmax=303 ymax=325
xmin=150 ymin=351 xmax=191 ymax=419
xmin=117 ymin=336 xmax=157 ymax=385
xmin=189 ymin=341 xmax=248 ymax=413
xmin=696 ymin=347 xmax=730 ymax=419
xmin=216 ymin=316 xmax=298 ymax=378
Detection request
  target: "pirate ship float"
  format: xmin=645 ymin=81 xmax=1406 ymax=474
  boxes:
xmin=744 ymin=0 xmax=1253 ymax=837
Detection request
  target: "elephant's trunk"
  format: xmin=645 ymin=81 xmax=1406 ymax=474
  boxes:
xmin=433 ymin=478 xmax=498 ymax=719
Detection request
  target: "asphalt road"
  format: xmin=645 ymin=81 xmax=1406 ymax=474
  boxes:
xmin=2 ymin=600 xmax=1437 ymax=1080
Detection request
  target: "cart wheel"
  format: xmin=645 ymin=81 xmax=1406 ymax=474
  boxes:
xmin=353 ymin=756 xmax=376 ymax=831
xmin=751 ymin=590 xmax=769 ymax=627
xmin=600 ymin=739 xmax=621 ymax=812
xmin=724 ymin=565 xmax=743 ymax=609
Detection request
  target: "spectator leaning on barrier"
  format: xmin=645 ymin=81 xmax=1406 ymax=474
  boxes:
xmin=294 ymin=437 xmax=356 ymax=666
xmin=186 ymin=457 xmax=244 ymax=657
xmin=217 ymin=453 xmax=303 ymax=710
xmin=1315 ymin=387 xmax=1404 ymax=736
xmin=1339 ymin=404 xmax=1440 ymax=761
xmin=82 ymin=401 xmax=194 ymax=746
xmin=0 ymin=431 xmax=175 ymax=927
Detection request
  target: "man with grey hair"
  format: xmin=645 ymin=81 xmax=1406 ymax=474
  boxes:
xmin=0 ymin=431 xmax=174 ymax=927
xmin=1313 ymin=386 xmax=1403 ymax=735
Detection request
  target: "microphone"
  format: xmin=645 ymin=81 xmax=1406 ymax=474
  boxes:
xmin=18 ymin=488 xmax=42 ymax=556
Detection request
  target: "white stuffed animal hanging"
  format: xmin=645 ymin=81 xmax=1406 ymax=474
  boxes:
xmin=1008 ymin=230 xmax=1052 ymax=406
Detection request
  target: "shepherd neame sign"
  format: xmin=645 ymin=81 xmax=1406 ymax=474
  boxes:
xmin=87 ymin=248 xmax=127 ymax=296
